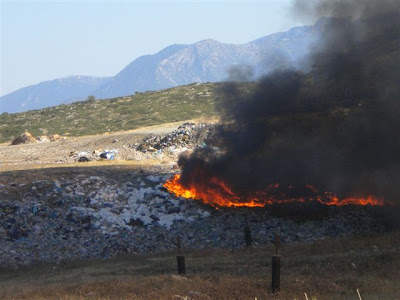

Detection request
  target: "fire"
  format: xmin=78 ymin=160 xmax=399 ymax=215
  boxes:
xmin=164 ymin=174 xmax=384 ymax=208
xmin=164 ymin=174 xmax=265 ymax=208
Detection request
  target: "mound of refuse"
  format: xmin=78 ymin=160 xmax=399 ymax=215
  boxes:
xmin=11 ymin=132 xmax=37 ymax=145
xmin=136 ymin=123 xmax=208 ymax=153
xmin=0 ymin=171 xmax=388 ymax=268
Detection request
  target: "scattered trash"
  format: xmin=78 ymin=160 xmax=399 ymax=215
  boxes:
xmin=78 ymin=156 xmax=90 ymax=162
xmin=100 ymin=149 xmax=118 ymax=160
xmin=70 ymin=149 xmax=119 ymax=162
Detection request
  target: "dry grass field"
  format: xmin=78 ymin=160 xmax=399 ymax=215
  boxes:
xmin=0 ymin=231 xmax=399 ymax=300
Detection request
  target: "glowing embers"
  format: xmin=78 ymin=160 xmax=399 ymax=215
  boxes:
xmin=164 ymin=174 xmax=384 ymax=208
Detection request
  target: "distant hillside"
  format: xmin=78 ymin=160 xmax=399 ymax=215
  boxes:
xmin=0 ymin=20 xmax=323 ymax=113
xmin=0 ymin=76 xmax=111 ymax=113
xmin=0 ymin=82 xmax=255 ymax=143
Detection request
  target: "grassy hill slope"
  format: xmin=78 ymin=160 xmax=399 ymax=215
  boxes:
xmin=0 ymin=83 xmax=253 ymax=143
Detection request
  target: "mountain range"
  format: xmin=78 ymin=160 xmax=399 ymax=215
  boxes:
xmin=0 ymin=18 xmax=327 ymax=113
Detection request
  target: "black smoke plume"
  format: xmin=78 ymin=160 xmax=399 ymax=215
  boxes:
xmin=177 ymin=0 xmax=400 ymax=204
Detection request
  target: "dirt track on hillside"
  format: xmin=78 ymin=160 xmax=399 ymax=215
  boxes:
xmin=0 ymin=121 xmax=192 ymax=172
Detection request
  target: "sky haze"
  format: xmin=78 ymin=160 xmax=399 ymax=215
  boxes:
xmin=0 ymin=0 xmax=308 ymax=96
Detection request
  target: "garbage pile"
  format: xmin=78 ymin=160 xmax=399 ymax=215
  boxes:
xmin=0 ymin=172 xmax=386 ymax=269
xmin=136 ymin=123 xmax=206 ymax=153
xmin=0 ymin=174 xmax=212 ymax=267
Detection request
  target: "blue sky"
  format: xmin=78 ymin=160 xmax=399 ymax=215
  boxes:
xmin=1 ymin=0 xmax=309 ymax=96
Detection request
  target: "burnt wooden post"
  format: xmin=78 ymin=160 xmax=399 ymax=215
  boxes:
xmin=176 ymin=255 xmax=186 ymax=275
xmin=244 ymin=215 xmax=252 ymax=247
xmin=174 ymin=236 xmax=186 ymax=275
xmin=271 ymin=233 xmax=281 ymax=292
xmin=271 ymin=255 xmax=281 ymax=292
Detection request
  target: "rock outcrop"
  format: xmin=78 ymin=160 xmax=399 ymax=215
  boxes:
xmin=11 ymin=132 xmax=37 ymax=145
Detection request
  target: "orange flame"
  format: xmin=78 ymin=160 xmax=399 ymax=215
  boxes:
xmin=164 ymin=174 xmax=384 ymax=208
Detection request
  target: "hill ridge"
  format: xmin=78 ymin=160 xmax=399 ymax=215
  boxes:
xmin=0 ymin=21 xmax=322 ymax=113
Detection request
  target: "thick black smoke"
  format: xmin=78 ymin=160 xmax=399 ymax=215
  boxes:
xmin=178 ymin=0 xmax=400 ymax=203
